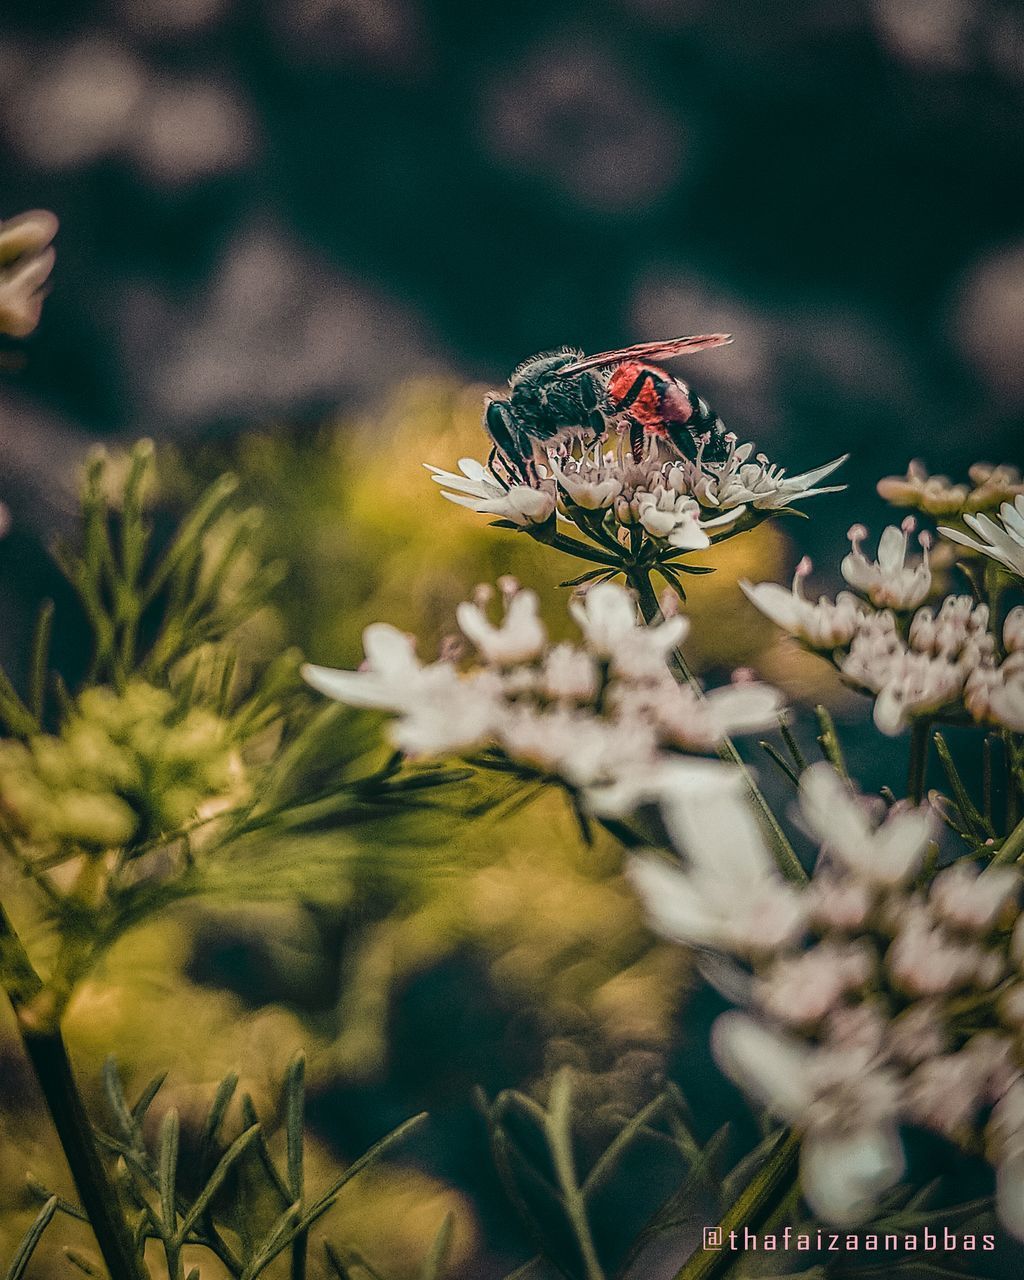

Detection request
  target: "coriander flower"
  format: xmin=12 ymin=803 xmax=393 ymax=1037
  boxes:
xmin=303 ymin=626 xmax=502 ymax=756
xmin=0 ymin=209 xmax=58 ymax=338
xmin=744 ymin=509 xmax=1016 ymax=733
xmin=886 ymin=902 xmax=994 ymax=997
xmin=456 ymin=587 xmax=547 ymax=664
xmin=627 ymin=764 xmax=807 ymax=956
xmin=989 ymin=1084 xmax=1024 ymax=1238
xmin=964 ymin=662 xmax=1024 ymax=733
xmin=929 ymin=862 xmax=1020 ymax=933
xmin=425 ymin=458 xmax=555 ymax=526
xmin=940 ymin=496 xmax=1024 ymax=580
xmin=626 ymin=755 xmax=1024 ymax=1239
xmin=877 ymin=460 xmax=971 ymax=516
xmin=685 ymin=437 xmax=848 ymax=511
xmin=879 ymin=459 xmax=1024 ymax=517
xmin=838 ymin=596 xmax=1002 ymax=735
xmin=304 ymin=581 xmax=783 ymax=815
xmin=755 ymin=941 xmax=874 ymax=1027
xmin=1005 ymin=607 xmax=1024 ymax=654
xmin=798 ymin=763 xmax=934 ymax=887
xmin=568 ymin=580 xmax=687 ymax=677
xmin=632 ymin=487 xmax=710 ymax=549
xmin=550 ymin=451 xmax=623 ymax=509
xmin=841 ymin=519 xmax=932 ymax=610
xmin=741 ymin=557 xmax=865 ymax=650
xmin=842 ymin=638 xmax=964 ymax=735
xmin=426 ymin=434 xmax=844 ymax=572
xmin=712 ymin=1013 xmax=905 ymax=1226
xmin=615 ymin=679 xmax=785 ymax=753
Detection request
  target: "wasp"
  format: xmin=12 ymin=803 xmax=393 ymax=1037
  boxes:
xmin=483 ymin=333 xmax=733 ymax=485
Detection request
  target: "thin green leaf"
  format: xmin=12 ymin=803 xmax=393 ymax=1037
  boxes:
xmin=201 ymin=1071 xmax=239 ymax=1155
xmin=543 ymin=1070 xmax=606 ymax=1280
xmin=158 ymin=1109 xmax=180 ymax=1232
xmin=240 ymin=1093 xmax=292 ymax=1207
xmin=0 ymin=667 xmax=37 ymax=738
xmin=63 ymin=1249 xmax=103 ymax=1277
xmin=778 ymin=715 xmax=807 ymax=772
xmin=934 ymin=732 xmax=994 ymax=841
xmin=814 ymin=704 xmax=849 ymax=779
xmin=306 ymin=1113 xmax=429 ymax=1217
xmin=323 ymin=1244 xmax=354 ymax=1280
xmin=719 ymin=1127 xmax=789 ymax=1205
xmin=28 ymin=600 xmax=54 ymax=723
xmin=178 ymin=1124 xmax=260 ymax=1239
xmin=501 ymin=1259 xmax=544 ymax=1280
xmin=103 ymin=1058 xmax=138 ymax=1146
xmin=25 ymin=1180 xmax=88 ymax=1226
xmin=131 ymin=1072 xmax=168 ymax=1125
xmin=286 ymin=1051 xmax=306 ymax=1201
xmin=241 ymin=1204 xmax=300 ymax=1280
xmin=559 ymin=568 xmax=614 ymax=588
xmin=418 ymin=1213 xmax=454 ymax=1280
xmin=142 ymin=473 xmax=239 ymax=605
xmin=4 ymin=1196 xmax=57 ymax=1280
xmin=583 ymin=1093 xmax=669 ymax=1198
xmin=759 ymin=740 xmax=800 ymax=787
xmin=325 ymin=1243 xmax=388 ymax=1280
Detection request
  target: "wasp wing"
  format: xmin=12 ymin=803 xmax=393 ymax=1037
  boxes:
xmin=555 ymin=333 xmax=733 ymax=377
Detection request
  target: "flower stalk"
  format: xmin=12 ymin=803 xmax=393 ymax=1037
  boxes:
xmin=625 ymin=564 xmax=806 ymax=884
xmin=672 ymin=1131 xmax=800 ymax=1280
xmin=907 ymin=719 xmax=931 ymax=805
xmin=0 ymin=905 xmax=147 ymax=1280
xmin=993 ymin=812 xmax=1024 ymax=867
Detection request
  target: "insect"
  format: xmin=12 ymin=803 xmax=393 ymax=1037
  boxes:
xmin=483 ymin=333 xmax=733 ymax=485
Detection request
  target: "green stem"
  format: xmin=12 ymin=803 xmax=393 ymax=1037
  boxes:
xmin=672 ymin=1132 xmax=800 ymax=1280
xmin=1006 ymin=731 xmax=1022 ymax=833
xmin=626 ymin=567 xmax=806 ymax=883
xmin=0 ymin=908 xmax=148 ymax=1280
xmin=907 ymin=720 xmax=931 ymax=806
xmin=991 ymin=813 xmax=1024 ymax=866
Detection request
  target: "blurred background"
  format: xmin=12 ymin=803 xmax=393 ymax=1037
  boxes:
xmin=2 ymin=1 xmax=1024 ymax=1276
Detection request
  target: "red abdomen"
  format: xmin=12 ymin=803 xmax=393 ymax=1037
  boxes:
xmin=607 ymin=361 xmax=693 ymax=434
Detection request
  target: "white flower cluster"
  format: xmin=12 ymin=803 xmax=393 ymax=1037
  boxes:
xmin=942 ymin=494 xmax=1024 ymax=580
xmin=878 ymin=460 xmax=1024 ymax=519
xmin=628 ymin=764 xmax=1024 ymax=1234
xmin=743 ymin=519 xmax=1024 ymax=735
xmin=302 ymin=581 xmax=783 ymax=815
xmin=426 ymin=435 xmax=846 ymax=553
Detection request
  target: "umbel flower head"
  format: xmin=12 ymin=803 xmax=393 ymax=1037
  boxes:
xmin=303 ymin=580 xmax=784 ymax=815
xmin=879 ymin=459 xmax=1024 ymax=519
xmin=0 ymin=209 xmax=58 ymax=338
xmin=0 ymin=681 xmax=240 ymax=852
xmin=425 ymin=435 xmax=846 ymax=583
xmin=743 ymin=517 xmax=1024 ymax=735
xmin=628 ymin=762 xmax=1024 ymax=1235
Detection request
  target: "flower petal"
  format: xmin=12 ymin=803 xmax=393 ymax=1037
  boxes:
xmin=800 ymin=1126 xmax=905 ymax=1226
xmin=711 ymin=1013 xmax=815 ymax=1121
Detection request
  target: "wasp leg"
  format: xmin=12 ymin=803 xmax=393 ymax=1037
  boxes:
xmin=661 ymin=419 xmax=701 ymax=461
xmin=698 ymin=415 xmax=729 ymax=463
xmin=485 ymin=400 xmax=536 ymax=486
xmin=577 ymin=371 xmax=610 ymax=438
